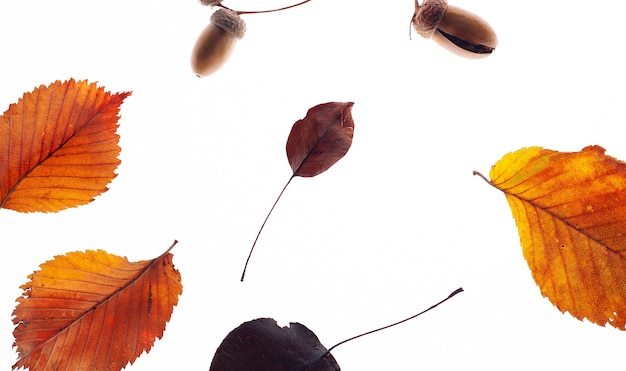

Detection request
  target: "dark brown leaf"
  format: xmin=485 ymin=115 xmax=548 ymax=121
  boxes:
xmin=210 ymin=318 xmax=340 ymax=371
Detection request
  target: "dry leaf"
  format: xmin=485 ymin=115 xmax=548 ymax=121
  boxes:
xmin=12 ymin=242 xmax=182 ymax=370
xmin=480 ymin=145 xmax=626 ymax=329
xmin=210 ymin=318 xmax=340 ymax=371
xmin=240 ymin=102 xmax=355 ymax=281
xmin=210 ymin=289 xmax=462 ymax=369
xmin=286 ymin=102 xmax=354 ymax=177
xmin=0 ymin=79 xmax=131 ymax=212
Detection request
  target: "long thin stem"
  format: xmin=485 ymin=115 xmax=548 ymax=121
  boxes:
xmin=219 ymin=0 xmax=314 ymax=15
xmin=240 ymin=175 xmax=294 ymax=282
xmin=299 ymin=287 xmax=464 ymax=369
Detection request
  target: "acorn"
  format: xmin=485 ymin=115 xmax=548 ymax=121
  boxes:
xmin=412 ymin=0 xmax=498 ymax=58
xmin=191 ymin=8 xmax=246 ymax=77
xmin=198 ymin=0 xmax=223 ymax=6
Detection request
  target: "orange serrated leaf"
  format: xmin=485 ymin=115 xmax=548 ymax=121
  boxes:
xmin=12 ymin=242 xmax=183 ymax=371
xmin=0 ymin=79 xmax=131 ymax=213
xmin=483 ymin=145 xmax=626 ymax=329
xmin=286 ymin=102 xmax=354 ymax=177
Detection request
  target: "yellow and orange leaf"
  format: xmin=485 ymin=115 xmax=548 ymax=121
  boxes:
xmin=0 ymin=79 xmax=131 ymax=213
xmin=481 ymin=145 xmax=626 ymax=329
xmin=12 ymin=242 xmax=183 ymax=370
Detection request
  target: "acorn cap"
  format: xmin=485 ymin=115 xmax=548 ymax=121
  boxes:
xmin=199 ymin=0 xmax=223 ymax=6
xmin=211 ymin=8 xmax=246 ymax=39
xmin=413 ymin=0 xmax=448 ymax=39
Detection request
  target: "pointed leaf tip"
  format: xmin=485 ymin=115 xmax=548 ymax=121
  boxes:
xmin=488 ymin=145 xmax=626 ymax=330
xmin=286 ymin=101 xmax=355 ymax=177
xmin=12 ymin=247 xmax=182 ymax=370
xmin=0 ymin=79 xmax=131 ymax=213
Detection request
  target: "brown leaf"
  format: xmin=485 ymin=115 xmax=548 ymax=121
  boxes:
xmin=12 ymin=242 xmax=182 ymax=370
xmin=240 ymin=102 xmax=355 ymax=281
xmin=481 ymin=145 xmax=626 ymax=329
xmin=0 ymin=79 xmax=131 ymax=212
xmin=286 ymin=102 xmax=354 ymax=177
xmin=210 ymin=318 xmax=340 ymax=371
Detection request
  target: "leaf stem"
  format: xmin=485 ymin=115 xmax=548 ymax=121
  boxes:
xmin=299 ymin=287 xmax=464 ymax=369
xmin=219 ymin=0 xmax=314 ymax=15
xmin=240 ymin=176 xmax=294 ymax=282
xmin=165 ymin=240 xmax=179 ymax=254
xmin=472 ymin=170 xmax=490 ymax=184
xmin=157 ymin=240 xmax=179 ymax=260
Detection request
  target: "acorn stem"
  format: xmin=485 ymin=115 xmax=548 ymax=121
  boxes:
xmin=219 ymin=0 xmax=314 ymax=15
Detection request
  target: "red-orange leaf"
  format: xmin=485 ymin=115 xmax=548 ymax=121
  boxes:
xmin=480 ymin=145 xmax=626 ymax=329
xmin=12 ymin=242 xmax=183 ymax=370
xmin=0 ymin=79 xmax=131 ymax=213
xmin=286 ymin=102 xmax=354 ymax=177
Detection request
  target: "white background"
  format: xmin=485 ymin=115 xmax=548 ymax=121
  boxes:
xmin=1 ymin=0 xmax=626 ymax=369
